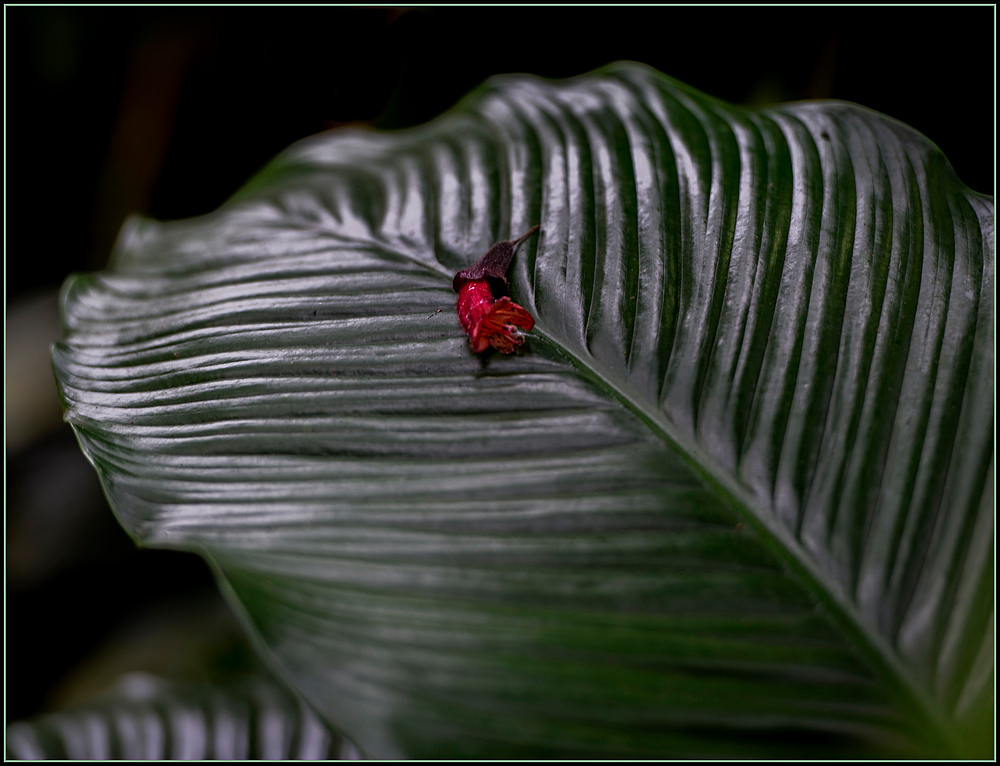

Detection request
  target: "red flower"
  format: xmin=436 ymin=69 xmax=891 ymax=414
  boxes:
xmin=453 ymin=226 xmax=539 ymax=354
xmin=456 ymin=279 xmax=535 ymax=353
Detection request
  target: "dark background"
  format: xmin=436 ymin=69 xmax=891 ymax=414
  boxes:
xmin=5 ymin=6 xmax=994 ymax=724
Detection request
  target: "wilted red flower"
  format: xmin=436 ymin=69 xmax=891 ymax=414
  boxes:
xmin=453 ymin=225 xmax=539 ymax=354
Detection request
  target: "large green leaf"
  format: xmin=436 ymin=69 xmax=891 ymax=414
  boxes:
xmin=52 ymin=63 xmax=993 ymax=758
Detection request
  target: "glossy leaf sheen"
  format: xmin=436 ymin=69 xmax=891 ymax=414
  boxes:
xmin=53 ymin=64 xmax=994 ymax=758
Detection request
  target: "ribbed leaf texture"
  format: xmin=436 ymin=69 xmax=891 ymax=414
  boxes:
xmin=52 ymin=63 xmax=993 ymax=758
xmin=5 ymin=674 xmax=360 ymax=760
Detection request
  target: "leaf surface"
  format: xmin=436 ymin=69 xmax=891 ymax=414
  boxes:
xmin=5 ymin=674 xmax=352 ymax=760
xmin=53 ymin=63 xmax=994 ymax=758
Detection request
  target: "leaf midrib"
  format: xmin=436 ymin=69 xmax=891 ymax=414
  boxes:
xmin=526 ymin=320 xmax=958 ymax=756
